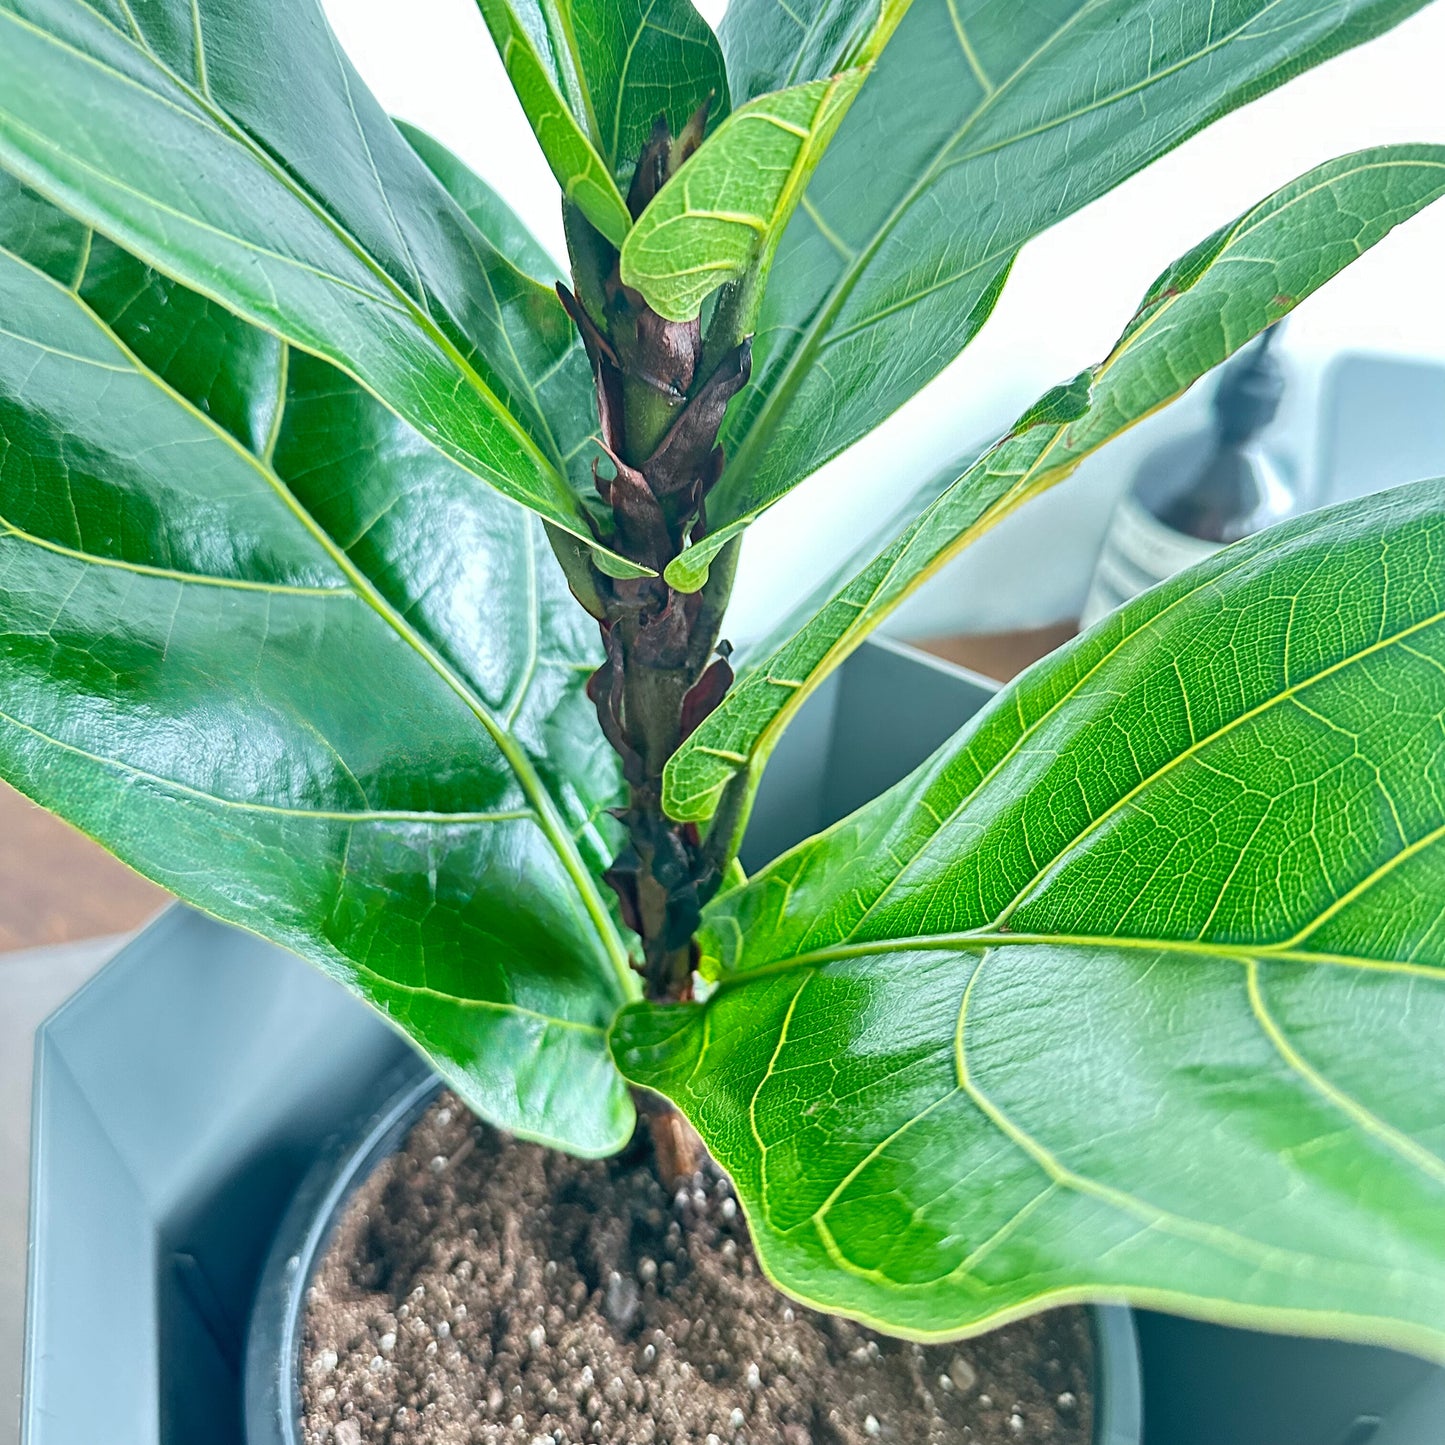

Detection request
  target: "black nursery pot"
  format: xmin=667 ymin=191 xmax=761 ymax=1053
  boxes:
xmin=244 ymin=1054 xmax=440 ymax=1445
xmin=242 ymin=1054 xmax=1142 ymax=1445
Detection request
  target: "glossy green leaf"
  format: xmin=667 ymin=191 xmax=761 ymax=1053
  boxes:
xmin=0 ymin=0 xmax=645 ymax=576
xmin=620 ymin=1 xmax=904 ymax=322
xmin=666 ymin=0 xmax=1432 ymax=589
xmin=395 ymin=122 xmax=610 ymax=508
xmin=616 ymin=478 xmax=1445 ymax=1353
xmin=0 ymin=176 xmax=638 ymax=1155
xmin=665 ymin=146 xmax=1445 ymax=822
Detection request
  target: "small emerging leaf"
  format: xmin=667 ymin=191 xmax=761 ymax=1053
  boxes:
xmin=620 ymin=72 xmax=866 ymax=321
xmin=573 ymin=0 xmax=730 ymax=176
xmin=475 ymin=0 xmax=729 ymax=245
xmin=619 ymin=0 xmax=906 ymax=322
xmin=474 ymin=0 xmax=633 ymax=245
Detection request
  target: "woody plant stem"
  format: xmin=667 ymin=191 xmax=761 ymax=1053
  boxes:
xmin=549 ymin=107 xmax=754 ymax=1018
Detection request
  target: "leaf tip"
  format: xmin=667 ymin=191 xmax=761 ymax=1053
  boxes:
xmin=1013 ymin=369 xmax=1094 ymax=433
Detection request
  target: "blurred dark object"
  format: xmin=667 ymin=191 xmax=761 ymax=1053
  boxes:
xmin=1081 ymin=326 xmax=1295 ymax=626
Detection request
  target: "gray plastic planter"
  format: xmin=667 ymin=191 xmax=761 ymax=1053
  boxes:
xmin=23 ymin=637 xmax=1441 ymax=1444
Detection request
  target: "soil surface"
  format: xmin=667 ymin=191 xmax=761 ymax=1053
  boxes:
xmin=302 ymin=1094 xmax=1094 ymax=1445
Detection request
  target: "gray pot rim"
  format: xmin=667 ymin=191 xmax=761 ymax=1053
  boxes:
xmin=243 ymin=1058 xmax=1143 ymax=1445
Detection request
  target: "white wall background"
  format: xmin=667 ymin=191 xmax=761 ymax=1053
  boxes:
xmin=321 ymin=0 xmax=1445 ymax=641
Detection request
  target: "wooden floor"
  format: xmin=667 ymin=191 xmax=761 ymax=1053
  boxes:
xmin=0 ymin=782 xmax=166 ymax=951
xmin=917 ymin=621 xmax=1075 ymax=685
xmin=0 ymin=627 xmax=1071 ymax=953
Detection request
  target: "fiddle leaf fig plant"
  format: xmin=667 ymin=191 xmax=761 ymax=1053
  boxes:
xmin=1 ymin=0 xmax=1444 ymax=1362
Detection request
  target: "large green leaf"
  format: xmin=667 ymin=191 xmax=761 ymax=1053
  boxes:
xmin=665 ymin=146 xmax=1445 ymax=823
xmin=665 ymin=0 xmax=1433 ymax=590
xmin=0 ymin=175 xmax=638 ymax=1155
xmin=619 ymin=1 xmax=904 ymax=322
xmin=394 ymin=122 xmax=607 ymax=505
xmin=0 ymin=0 xmax=645 ymax=575
xmin=616 ymin=479 xmax=1445 ymax=1354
